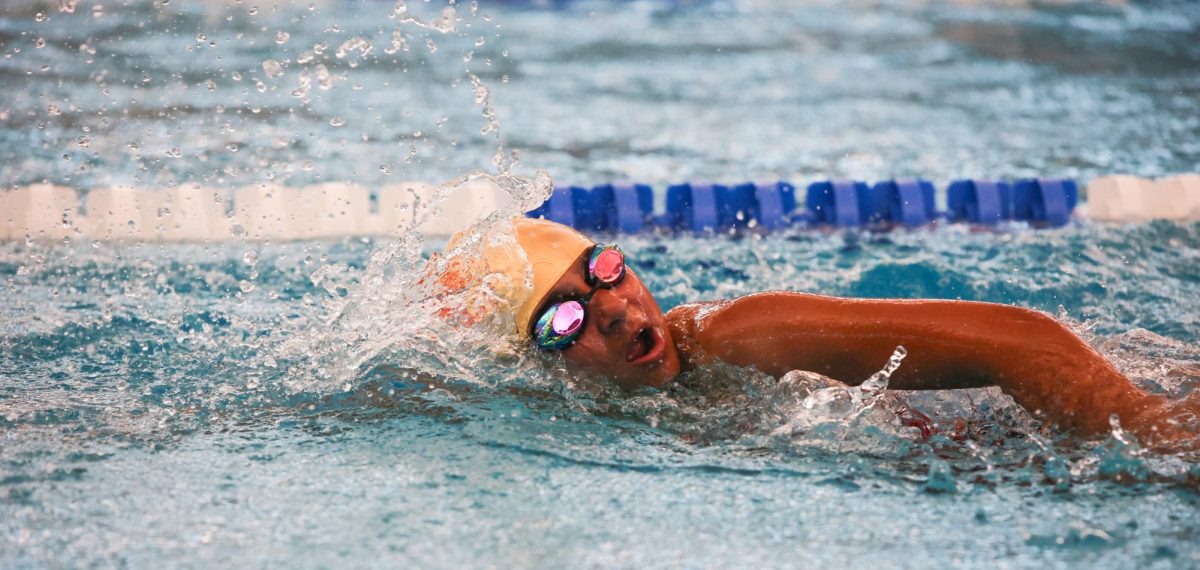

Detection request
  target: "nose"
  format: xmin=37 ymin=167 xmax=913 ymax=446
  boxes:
xmin=589 ymin=289 xmax=628 ymax=335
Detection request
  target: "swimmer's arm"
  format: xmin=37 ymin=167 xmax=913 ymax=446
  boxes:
xmin=666 ymin=292 xmax=1174 ymax=441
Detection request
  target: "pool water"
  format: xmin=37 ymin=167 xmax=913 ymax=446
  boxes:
xmin=3 ymin=1 xmax=1200 ymax=568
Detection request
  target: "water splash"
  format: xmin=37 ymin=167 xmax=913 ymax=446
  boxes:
xmin=769 ymin=345 xmax=907 ymax=437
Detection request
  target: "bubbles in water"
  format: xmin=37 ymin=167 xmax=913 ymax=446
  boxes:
xmin=335 ymin=37 xmax=372 ymax=67
xmin=313 ymin=64 xmax=333 ymax=90
xmin=384 ymin=29 xmax=409 ymax=55
xmin=261 ymin=59 xmax=284 ymax=78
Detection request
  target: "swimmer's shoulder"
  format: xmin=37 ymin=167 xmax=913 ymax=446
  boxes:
xmin=665 ymin=300 xmax=730 ymax=370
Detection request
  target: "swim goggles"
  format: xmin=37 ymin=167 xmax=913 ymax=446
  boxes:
xmin=531 ymin=244 xmax=626 ymax=351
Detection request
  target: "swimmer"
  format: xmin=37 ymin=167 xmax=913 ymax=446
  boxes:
xmin=435 ymin=218 xmax=1199 ymax=452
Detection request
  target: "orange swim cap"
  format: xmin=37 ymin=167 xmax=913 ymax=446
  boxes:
xmin=427 ymin=218 xmax=594 ymax=338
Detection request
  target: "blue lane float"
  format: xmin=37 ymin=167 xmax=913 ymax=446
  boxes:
xmin=1012 ymin=178 xmax=1078 ymax=227
xmin=596 ymin=182 xmax=653 ymax=233
xmin=526 ymin=177 xmax=1080 ymax=233
xmin=870 ymin=179 xmax=936 ymax=226
xmin=947 ymin=179 xmax=1010 ymax=224
xmin=667 ymin=181 xmax=722 ymax=232
xmin=738 ymin=181 xmax=797 ymax=230
xmin=806 ymin=180 xmax=872 ymax=227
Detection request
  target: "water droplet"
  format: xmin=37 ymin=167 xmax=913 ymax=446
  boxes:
xmin=329 ymin=117 xmax=345 ymax=127
xmin=226 ymin=143 xmax=239 ymax=152
xmin=196 ymin=33 xmax=207 ymax=42
xmin=58 ymin=0 xmax=79 ymax=14
xmin=261 ymin=59 xmax=283 ymax=78
xmin=379 ymin=164 xmax=392 ymax=174
xmin=47 ymin=103 xmax=61 ymax=116
xmin=231 ymin=70 xmax=242 ymax=81
xmin=205 ymin=79 xmax=216 ymax=92
xmin=239 ymin=280 xmax=256 ymax=293
xmin=230 ymin=224 xmax=246 ymax=237
xmin=242 ymin=250 xmax=259 ymax=265
xmin=34 ymin=38 xmax=46 ymax=49
xmin=167 ymin=147 xmax=182 ymax=158
xmin=34 ymin=12 xmax=46 ymax=22
xmin=296 ymin=50 xmax=315 ymax=64
xmin=275 ymin=31 xmax=290 ymax=44
xmin=248 ymin=7 xmax=258 ymax=15
xmin=91 ymin=4 xmax=103 ymax=17
xmin=314 ymin=64 xmax=333 ymax=90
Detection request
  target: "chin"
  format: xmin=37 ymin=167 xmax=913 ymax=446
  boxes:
xmin=617 ymin=354 xmax=681 ymax=389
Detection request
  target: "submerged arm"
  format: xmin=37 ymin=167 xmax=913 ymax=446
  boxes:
xmin=666 ymin=292 xmax=1190 ymax=446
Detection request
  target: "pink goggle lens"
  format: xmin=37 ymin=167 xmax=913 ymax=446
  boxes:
xmin=551 ymin=300 xmax=585 ymax=336
xmin=590 ymin=248 xmax=624 ymax=285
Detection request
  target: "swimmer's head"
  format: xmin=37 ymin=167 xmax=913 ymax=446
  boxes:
xmin=434 ymin=218 xmax=681 ymax=388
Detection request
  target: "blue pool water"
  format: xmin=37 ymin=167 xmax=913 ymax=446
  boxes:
xmin=3 ymin=1 xmax=1200 ymax=568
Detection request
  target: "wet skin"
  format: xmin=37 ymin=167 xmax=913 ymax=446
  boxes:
xmin=538 ymin=250 xmax=1198 ymax=451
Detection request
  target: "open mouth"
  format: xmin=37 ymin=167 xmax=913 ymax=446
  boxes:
xmin=625 ymin=325 xmax=665 ymax=365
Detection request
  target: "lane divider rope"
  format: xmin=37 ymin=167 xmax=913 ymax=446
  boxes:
xmin=1 ymin=174 xmax=1197 ymax=241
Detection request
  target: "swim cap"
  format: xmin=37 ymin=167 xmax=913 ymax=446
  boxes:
xmin=509 ymin=218 xmax=595 ymax=335
xmin=426 ymin=218 xmax=594 ymax=339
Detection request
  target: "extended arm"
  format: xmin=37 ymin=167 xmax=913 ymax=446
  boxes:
xmin=666 ymin=292 xmax=1194 ymax=448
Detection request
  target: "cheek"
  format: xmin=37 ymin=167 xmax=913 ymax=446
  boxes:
xmin=562 ymin=334 xmax=617 ymax=370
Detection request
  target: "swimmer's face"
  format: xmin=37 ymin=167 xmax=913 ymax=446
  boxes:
xmin=532 ymin=248 xmax=681 ymax=389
